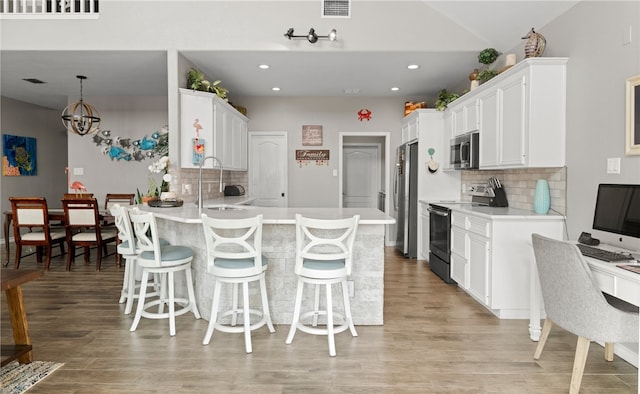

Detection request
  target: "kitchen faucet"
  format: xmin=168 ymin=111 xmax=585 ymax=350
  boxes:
xmin=197 ymin=155 xmax=223 ymax=211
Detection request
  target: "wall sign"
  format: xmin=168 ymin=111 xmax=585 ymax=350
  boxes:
xmin=296 ymin=149 xmax=330 ymax=167
xmin=302 ymin=125 xmax=323 ymax=146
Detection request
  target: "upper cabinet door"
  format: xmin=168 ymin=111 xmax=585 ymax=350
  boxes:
xmin=478 ymin=89 xmax=500 ymax=168
xmin=498 ymin=75 xmax=527 ymax=167
xmin=180 ymin=89 xmax=248 ymax=170
xmin=180 ymin=90 xmax=215 ymax=169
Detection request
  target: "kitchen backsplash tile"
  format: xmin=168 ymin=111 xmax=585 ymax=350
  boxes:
xmin=171 ymin=167 xmax=248 ymax=203
xmin=461 ymin=167 xmax=566 ymax=214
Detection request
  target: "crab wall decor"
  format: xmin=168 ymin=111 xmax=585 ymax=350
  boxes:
xmin=358 ymin=108 xmax=372 ymax=121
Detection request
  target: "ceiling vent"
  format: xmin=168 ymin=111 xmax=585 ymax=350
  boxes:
xmin=322 ymin=0 xmax=350 ymax=18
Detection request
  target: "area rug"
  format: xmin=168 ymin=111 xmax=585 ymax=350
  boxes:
xmin=0 ymin=361 xmax=63 ymax=393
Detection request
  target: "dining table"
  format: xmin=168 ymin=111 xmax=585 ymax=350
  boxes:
xmin=3 ymin=209 xmax=115 ymax=267
xmin=1 ymin=268 xmax=43 ymax=366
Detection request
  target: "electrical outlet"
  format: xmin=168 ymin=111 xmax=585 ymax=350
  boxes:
xmin=347 ymin=280 xmax=355 ymax=297
xmin=622 ymin=25 xmax=632 ymax=45
xmin=182 ymin=184 xmax=191 ymax=195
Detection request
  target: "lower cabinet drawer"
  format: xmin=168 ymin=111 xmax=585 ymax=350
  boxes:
xmin=467 ymin=215 xmax=491 ymax=237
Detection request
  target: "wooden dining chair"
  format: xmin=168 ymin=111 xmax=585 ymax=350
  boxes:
xmin=9 ymin=197 xmax=66 ymax=270
xmin=62 ymin=197 xmax=117 ymax=271
xmin=63 ymin=193 xmax=94 ymax=200
xmin=104 ymin=193 xmax=135 ymax=210
xmin=102 ymin=193 xmax=135 ymax=228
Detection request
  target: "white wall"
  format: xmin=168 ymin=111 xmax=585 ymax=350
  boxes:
xmin=539 ymin=1 xmax=640 ymax=248
xmin=1 ymin=97 xmax=68 ymax=222
xmin=66 ymin=96 xmax=168 ymax=206
xmin=239 ymin=96 xmax=405 ymax=207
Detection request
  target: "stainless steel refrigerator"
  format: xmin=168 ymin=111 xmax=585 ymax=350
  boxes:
xmin=394 ymin=140 xmax=418 ymax=258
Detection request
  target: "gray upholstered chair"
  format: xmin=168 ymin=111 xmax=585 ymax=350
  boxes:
xmin=531 ymin=234 xmax=639 ymax=394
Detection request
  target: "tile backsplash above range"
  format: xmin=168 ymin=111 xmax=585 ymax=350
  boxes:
xmin=461 ymin=167 xmax=566 ymax=214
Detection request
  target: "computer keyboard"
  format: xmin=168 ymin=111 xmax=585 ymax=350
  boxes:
xmin=576 ymin=244 xmax=634 ymax=262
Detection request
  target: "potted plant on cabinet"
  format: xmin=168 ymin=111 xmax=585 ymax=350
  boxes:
xmin=434 ymin=89 xmax=460 ymax=111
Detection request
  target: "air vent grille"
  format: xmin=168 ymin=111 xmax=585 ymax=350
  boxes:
xmin=322 ymin=0 xmax=350 ymax=18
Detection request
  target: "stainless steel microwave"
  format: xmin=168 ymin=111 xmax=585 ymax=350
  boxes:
xmin=450 ymin=132 xmax=479 ymax=170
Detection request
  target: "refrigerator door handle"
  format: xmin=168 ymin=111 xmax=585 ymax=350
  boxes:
xmin=393 ymin=162 xmax=399 ymax=211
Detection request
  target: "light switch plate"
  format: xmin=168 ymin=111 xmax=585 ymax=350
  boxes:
xmin=73 ymin=167 xmax=84 ymax=175
xmin=607 ymin=157 xmax=620 ymax=174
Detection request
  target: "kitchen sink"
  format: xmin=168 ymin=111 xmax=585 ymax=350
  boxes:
xmin=206 ymin=205 xmax=249 ymax=211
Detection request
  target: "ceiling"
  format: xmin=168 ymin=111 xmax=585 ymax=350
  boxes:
xmin=0 ymin=1 xmax=578 ymax=111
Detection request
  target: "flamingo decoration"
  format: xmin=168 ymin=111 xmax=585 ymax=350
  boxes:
xmin=65 ymin=166 xmax=87 ymax=194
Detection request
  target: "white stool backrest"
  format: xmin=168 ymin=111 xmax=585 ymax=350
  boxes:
xmin=109 ymin=204 xmax=136 ymax=255
xmin=201 ymin=214 xmax=263 ymax=276
xmin=295 ymin=214 xmax=359 ymax=276
xmin=128 ymin=209 xmax=162 ymax=267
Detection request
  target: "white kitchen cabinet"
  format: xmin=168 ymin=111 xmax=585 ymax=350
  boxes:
xmin=450 ymin=98 xmax=479 ymax=137
xmin=467 ymin=232 xmax=490 ymax=305
xmin=401 ymin=113 xmax=419 ymax=143
xmin=450 ymin=207 xmax=564 ymax=319
xmin=450 ymin=216 xmax=468 ymax=287
xmin=179 ymin=88 xmax=248 ymax=170
xmin=476 ymin=58 xmax=568 ymax=169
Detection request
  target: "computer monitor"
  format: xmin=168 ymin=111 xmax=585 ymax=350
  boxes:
xmin=592 ymin=183 xmax=640 ymax=251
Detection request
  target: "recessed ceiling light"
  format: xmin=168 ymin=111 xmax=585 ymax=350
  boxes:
xmin=343 ymin=88 xmax=360 ymax=94
xmin=272 ymin=87 xmax=280 ymax=91
xmin=391 ymin=87 xmax=400 ymax=91
xmin=407 ymin=64 xmax=420 ymax=70
xmin=258 ymin=64 xmax=270 ymax=69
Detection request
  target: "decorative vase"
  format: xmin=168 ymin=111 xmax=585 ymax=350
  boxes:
xmin=533 ymin=179 xmax=550 ymax=214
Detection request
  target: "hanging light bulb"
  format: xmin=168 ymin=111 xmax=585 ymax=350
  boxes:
xmin=61 ymin=75 xmax=101 ymax=136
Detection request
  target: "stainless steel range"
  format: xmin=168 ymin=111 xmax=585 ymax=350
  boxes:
xmin=427 ymin=203 xmax=455 ymax=284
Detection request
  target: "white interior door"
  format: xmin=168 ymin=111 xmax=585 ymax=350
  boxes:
xmin=249 ymin=132 xmax=287 ymax=207
xmin=343 ymin=145 xmax=380 ymax=208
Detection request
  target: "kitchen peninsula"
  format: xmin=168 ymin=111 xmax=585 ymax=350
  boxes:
xmin=139 ymin=201 xmax=395 ymax=325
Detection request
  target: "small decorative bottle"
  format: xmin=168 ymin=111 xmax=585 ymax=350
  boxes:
xmin=533 ymin=179 xmax=550 ymax=214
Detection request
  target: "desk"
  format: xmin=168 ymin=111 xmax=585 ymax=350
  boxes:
xmin=530 ymin=248 xmax=640 ymax=368
xmin=1 ymin=268 xmax=43 ymax=366
xmin=3 ymin=209 xmax=115 ymax=267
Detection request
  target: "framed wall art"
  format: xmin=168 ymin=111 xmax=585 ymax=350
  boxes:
xmin=302 ymin=125 xmax=323 ymax=146
xmin=2 ymin=134 xmax=37 ymax=176
xmin=625 ymin=74 xmax=640 ymax=155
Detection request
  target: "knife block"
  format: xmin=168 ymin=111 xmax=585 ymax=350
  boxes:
xmin=490 ymin=188 xmax=509 ymax=207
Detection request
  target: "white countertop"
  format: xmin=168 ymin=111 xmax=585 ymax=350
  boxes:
xmin=420 ymin=200 xmax=565 ymax=220
xmin=139 ymin=197 xmax=395 ymax=225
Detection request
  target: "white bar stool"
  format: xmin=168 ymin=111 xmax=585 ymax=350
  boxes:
xmin=128 ymin=209 xmax=201 ymax=336
xmin=201 ymin=214 xmax=275 ymax=353
xmin=285 ymin=214 xmax=360 ymax=357
xmin=110 ymin=205 xmax=162 ymax=315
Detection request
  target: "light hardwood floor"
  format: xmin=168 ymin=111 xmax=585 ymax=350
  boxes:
xmin=1 ymin=246 xmax=638 ymax=393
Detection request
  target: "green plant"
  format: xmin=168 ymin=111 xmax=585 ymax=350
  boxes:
xmin=478 ymin=48 xmax=500 ymax=65
xmin=434 ymin=89 xmax=460 ymax=111
xmin=477 ymin=69 xmax=499 ymax=83
xmin=187 ymin=67 xmax=229 ymax=101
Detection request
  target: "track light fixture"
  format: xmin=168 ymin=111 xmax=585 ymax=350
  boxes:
xmin=61 ymin=75 xmax=101 ymax=136
xmin=284 ymin=28 xmax=337 ymax=43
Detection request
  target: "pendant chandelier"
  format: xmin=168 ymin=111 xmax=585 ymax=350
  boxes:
xmin=61 ymin=75 xmax=101 ymax=136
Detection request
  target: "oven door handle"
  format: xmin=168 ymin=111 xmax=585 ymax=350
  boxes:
xmin=427 ymin=207 xmax=449 ymax=217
